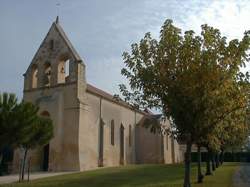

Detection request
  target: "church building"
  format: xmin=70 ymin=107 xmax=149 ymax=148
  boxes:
xmin=13 ymin=18 xmax=182 ymax=172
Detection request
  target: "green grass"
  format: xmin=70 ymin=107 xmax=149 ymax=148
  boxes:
xmin=0 ymin=163 xmax=239 ymax=187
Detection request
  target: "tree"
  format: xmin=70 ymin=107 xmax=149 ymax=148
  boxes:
xmin=0 ymin=94 xmax=54 ymax=179
xmin=195 ymin=70 xmax=250 ymax=180
xmin=14 ymin=102 xmax=53 ymax=181
xmin=20 ymin=117 xmax=53 ymax=180
xmin=119 ymin=19 xmax=250 ymax=187
xmin=0 ymin=93 xmax=18 ymax=149
xmin=0 ymin=93 xmax=18 ymax=174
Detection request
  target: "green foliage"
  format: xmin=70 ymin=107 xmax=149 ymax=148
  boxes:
xmin=0 ymin=93 xmax=54 ymax=179
xmin=0 ymin=93 xmax=18 ymax=149
xmin=120 ymin=19 xmax=250 ymax=144
xmin=119 ymin=19 xmax=250 ymax=186
xmin=12 ymin=101 xmax=54 ymax=181
xmin=0 ymin=94 xmax=54 ymax=150
xmin=15 ymin=102 xmax=53 ymax=149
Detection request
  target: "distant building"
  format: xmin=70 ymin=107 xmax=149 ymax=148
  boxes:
xmin=13 ymin=18 xmax=182 ymax=172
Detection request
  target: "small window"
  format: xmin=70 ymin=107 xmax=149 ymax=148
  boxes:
xmin=129 ymin=125 xmax=132 ymax=147
xmin=50 ymin=40 xmax=54 ymax=50
xmin=111 ymin=120 xmax=115 ymax=145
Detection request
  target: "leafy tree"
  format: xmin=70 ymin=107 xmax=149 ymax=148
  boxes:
xmin=0 ymin=93 xmax=18 ymax=149
xmin=243 ymin=135 xmax=250 ymax=152
xmin=196 ymin=72 xmax=250 ymax=180
xmin=0 ymin=93 xmax=18 ymax=172
xmin=1 ymin=97 xmax=54 ymax=179
xmin=14 ymin=102 xmax=53 ymax=181
xmin=119 ymin=19 xmax=250 ymax=187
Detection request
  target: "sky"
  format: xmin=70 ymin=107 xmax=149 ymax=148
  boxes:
xmin=0 ymin=0 xmax=250 ymax=99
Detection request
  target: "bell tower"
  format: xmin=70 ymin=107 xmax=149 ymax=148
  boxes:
xmin=23 ymin=16 xmax=86 ymax=96
xmin=14 ymin=17 xmax=87 ymax=172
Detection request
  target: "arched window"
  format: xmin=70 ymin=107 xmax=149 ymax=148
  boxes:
xmin=57 ymin=58 xmax=70 ymax=84
xmin=40 ymin=111 xmax=50 ymax=117
xmin=111 ymin=120 xmax=115 ymax=145
xmin=44 ymin=62 xmax=51 ymax=87
xmin=129 ymin=125 xmax=132 ymax=147
xmin=120 ymin=124 xmax=125 ymax=165
xmin=166 ymin=135 xmax=168 ymax=150
xmin=98 ymin=118 xmax=104 ymax=167
xmin=50 ymin=40 xmax=54 ymax=50
xmin=31 ymin=64 xmax=38 ymax=88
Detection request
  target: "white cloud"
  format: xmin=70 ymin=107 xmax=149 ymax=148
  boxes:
xmin=0 ymin=0 xmax=249 ymax=99
xmin=178 ymin=0 xmax=250 ymax=39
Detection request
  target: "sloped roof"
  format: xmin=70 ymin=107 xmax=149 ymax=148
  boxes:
xmin=86 ymin=83 xmax=148 ymax=115
xmin=53 ymin=21 xmax=82 ymax=61
xmin=27 ymin=18 xmax=82 ymax=72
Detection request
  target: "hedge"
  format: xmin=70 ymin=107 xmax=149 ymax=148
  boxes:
xmin=191 ymin=152 xmax=250 ymax=162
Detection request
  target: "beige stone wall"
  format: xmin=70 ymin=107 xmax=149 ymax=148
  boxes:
xmin=78 ymin=92 xmax=146 ymax=170
xmin=172 ymin=139 xmax=182 ymax=163
xmin=134 ymin=119 xmax=183 ymax=165
xmin=163 ymin=135 xmax=173 ymax=164
xmin=12 ymin=148 xmax=43 ymax=173
xmin=13 ymin=83 xmax=82 ymax=172
xmin=78 ymin=92 xmax=183 ymax=170
xmin=135 ymin=125 xmax=164 ymax=164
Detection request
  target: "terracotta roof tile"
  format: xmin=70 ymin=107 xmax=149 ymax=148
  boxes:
xmin=86 ymin=83 xmax=148 ymax=115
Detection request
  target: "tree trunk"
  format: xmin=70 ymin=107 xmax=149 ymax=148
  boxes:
xmin=197 ymin=145 xmax=204 ymax=183
xmin=206 ymin=149 xmax=212 ymax=175
xmin=232 ymin=150 xmax=236 ymax=162
xmin=21 ymin=149 xmax=28 ymax=181
xmin=220 ymin=150 xmax=224 ymax=164
xmin=211 ymin=152 xmax=216 ymax=171
xmin=0 ymin=153 xmax=2 ymax=176
xmin=215 ymin=152 xmax=220 ymax=168
xmin=183 ymin=142 xmax=192 ymax=187
xmin=0 ymin=154 xmax=2 ymax=164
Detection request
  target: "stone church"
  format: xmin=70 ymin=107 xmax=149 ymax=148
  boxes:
xmin=13 ymin=18 xmax=182 ymax=172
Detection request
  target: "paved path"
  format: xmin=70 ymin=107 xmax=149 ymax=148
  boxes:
xmin=233 ymin=163 xmax=250 ymax=187
xmin=0 ymin=171 xmax=76 ymax=184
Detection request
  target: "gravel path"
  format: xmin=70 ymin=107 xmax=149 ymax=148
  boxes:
xmin=0 ymin=171 xmax=76 ymax=184
xmin=233 ymin=163 xmax=250 ymax=187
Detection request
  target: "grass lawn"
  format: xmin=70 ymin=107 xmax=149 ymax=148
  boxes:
xmin=0 ymin=162 xmax=238 ymax=187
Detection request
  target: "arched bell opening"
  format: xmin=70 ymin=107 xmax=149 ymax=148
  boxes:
xmin=57 ymin=56 xmax=71 ymax=84
xmin=31 ymin=64 xmax=38 ymax=89
xmin=43 ymin=62 xmax=51 ymax=87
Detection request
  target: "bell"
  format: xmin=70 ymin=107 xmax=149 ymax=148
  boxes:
xmin=61 ymin=67 xmax=65 ymax=73
xmin=44 ymin=75 xmax=49 ymax=85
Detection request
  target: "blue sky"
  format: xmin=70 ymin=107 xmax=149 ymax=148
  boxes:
xmin=0 ymin=0 xmax=249 ymax=99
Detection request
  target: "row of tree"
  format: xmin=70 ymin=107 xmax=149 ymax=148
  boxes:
xmin=0 ymin=93 xmax=53 ymax=181
xmin=119 ymin=19 xmax=250 ymax=187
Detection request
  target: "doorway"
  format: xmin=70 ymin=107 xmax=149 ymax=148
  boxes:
xmin=43 ymin=144 xmax=49 ymax=171
xmin=40 ymin=111 xmax=50 ymax=171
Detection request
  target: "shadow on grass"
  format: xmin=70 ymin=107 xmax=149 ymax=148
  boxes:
xmin=1 ymin=163 xmax=239 ymax=187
